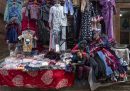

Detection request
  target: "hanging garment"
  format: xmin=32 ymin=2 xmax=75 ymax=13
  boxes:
xmin=41 ymin=4 xmax=52 ymax=21
xmin=79 ymin=2 xmax=95 ymax=41
xmin=37 ymin=20 xmax=50 ymax=45
xmin=49 ymin=4 xmax=67 ymax=30
xmin=99 ymin=0 xmax=116 ymax=39
xmin=64 ymin=0 xmax=74 ymax=15
xmin=73 ymin=6 xmax=81 ymax=39
xmin=6 ymin=23 xmax=20 ymax=43
xmin=49 ymin=30 xmax=60 ymax=51
xmin=49 ymin=4 xmax=67 ymax=51
xmin=4 ymin=0 xmax=23 ymax=24
xmin=22 ymin=7 xmax=38 ymax=32
xmin=27 ymin=4 xmax=40 ymax=20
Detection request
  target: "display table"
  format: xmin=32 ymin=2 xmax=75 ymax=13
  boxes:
xmin=0 ymin=69 xmax=74 ymax=89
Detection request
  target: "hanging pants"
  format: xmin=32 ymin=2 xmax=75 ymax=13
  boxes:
xmin=49 ymin=26 xmax=67 ymax=51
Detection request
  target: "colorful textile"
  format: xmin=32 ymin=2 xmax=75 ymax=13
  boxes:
xmin=22 ymin=7 xmax=38 ymax=32
xmin=99 ymin=0 xmax=116 ymax=39
xmin=0 ymin=69 xmax=74 ymax=89
xmin=97 ymin=51 xmax=113 ymax=76
xmin=4 ymin=0 xmax=23 ymax=24
xmin=27 ymin=4 xmax=40 ymax=20
xmin=79 ymin=2 xmax=95 ymax=41
xmin=18 ymin=30 xmax=35 ymax=52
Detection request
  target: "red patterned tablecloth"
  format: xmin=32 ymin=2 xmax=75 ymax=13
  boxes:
xmin=0 ymin=69 xmax=74 ymax=89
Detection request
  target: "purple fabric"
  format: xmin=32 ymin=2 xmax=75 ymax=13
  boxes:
xmin=99 ymin=0 xmax=116 ymax=39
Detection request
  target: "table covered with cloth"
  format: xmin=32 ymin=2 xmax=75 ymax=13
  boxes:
xmin=0 ymin=69 xmax=74 ymax=89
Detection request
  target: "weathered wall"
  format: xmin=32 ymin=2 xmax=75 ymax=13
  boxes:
xmin=0 ymin=0 xmax=6 ymax=14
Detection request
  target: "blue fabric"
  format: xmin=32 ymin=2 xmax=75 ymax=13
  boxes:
xmin=64 ymin=0 xmax=74 ymax=15
xmin=97 ymin=51 xmax=113 ymax=76
xmin=7 ymin=26 xmax=18 ymax=43
xmin=4 ymin=0 xmax=23 ymax=24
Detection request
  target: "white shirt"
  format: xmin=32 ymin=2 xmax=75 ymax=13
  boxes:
xmin=49 ymin=4 xmax=67 ymax=31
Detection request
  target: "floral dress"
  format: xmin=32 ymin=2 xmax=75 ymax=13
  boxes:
xmin=79 ymin=2 xmax=95 ymax=41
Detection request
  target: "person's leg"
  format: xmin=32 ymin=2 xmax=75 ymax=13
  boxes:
xmin=78 ymin=66 xmax=84 ymax=80
xmin=83 ymin=65 xmax=90 ymax=80
xmin=89 ymin=57 xmax=99 ymax=77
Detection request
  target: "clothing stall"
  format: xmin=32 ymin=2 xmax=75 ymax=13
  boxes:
xmin=0 ymin=0 xmax=129 ymax=91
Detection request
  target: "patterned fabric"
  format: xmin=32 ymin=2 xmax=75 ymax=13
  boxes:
xmin=49 ymin=4 xmax=67 ymax=30
xmin=41 ymin=70 xmax=53 ymax=85
xmin=4 ymin=0 xmax=23 ymax=24
xmin=27 ymin=4 xmax=40 ymax=20
xmin=18 ymin=30 xmax=34 ymax=52
xmin=22 ymin=7 xmax=38 ymax=32
xmin=0 ymin=69 xmax=74 ymax=89
xmin=80 ymin=2 xmax=95 ymax=41
xmin=49 ymin=4 xmax=67 ymax=51
xmin=113 ymin=48 xmax=130 ymax=65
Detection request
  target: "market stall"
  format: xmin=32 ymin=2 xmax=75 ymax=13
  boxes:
xmin=1 ymin=0 xmax=129 ymax=91
xmin=0 ymin=53 xmax=74 ymax=89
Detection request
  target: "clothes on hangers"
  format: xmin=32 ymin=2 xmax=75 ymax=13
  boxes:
xmin=49 ymin=4 xmax=67 ymax=31
xmin=41 ymin=4 xmax=52 ymax=21
xmin=99 ymin=0 xmax=116 ymax=39
xmin=6 ymin=23 xmax=20 ymax=43
xmin=4 ymin=0 xmax=23 ymax=24
xmin=64 ymin=0 xmax=74 ymax=15
xmin=26 ymin=4 xmax=40 ymax=20
xmin=37 ymin=20 xmax=50 ymax=45
xmin=49 ymin=4 xmax=68 ymax=51
xmin=79 ymin=1 xmax=96 ymax=41
xmin=73 ymin=6 xmax=81 ymax=39
xmin=22 ymin=7 xmax=38 ymax=32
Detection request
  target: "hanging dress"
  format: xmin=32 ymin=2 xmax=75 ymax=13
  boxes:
xmin=79 ymin=2 xmax=95 ymax=41
xmin=4 ymin=0 xmax=23 ymax=24
xmin=99 ymin=0 xmax=116 ymax=39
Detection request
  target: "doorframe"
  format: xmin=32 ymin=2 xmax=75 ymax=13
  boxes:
xmin=114 ymin=3 xmax=130 ymax=43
